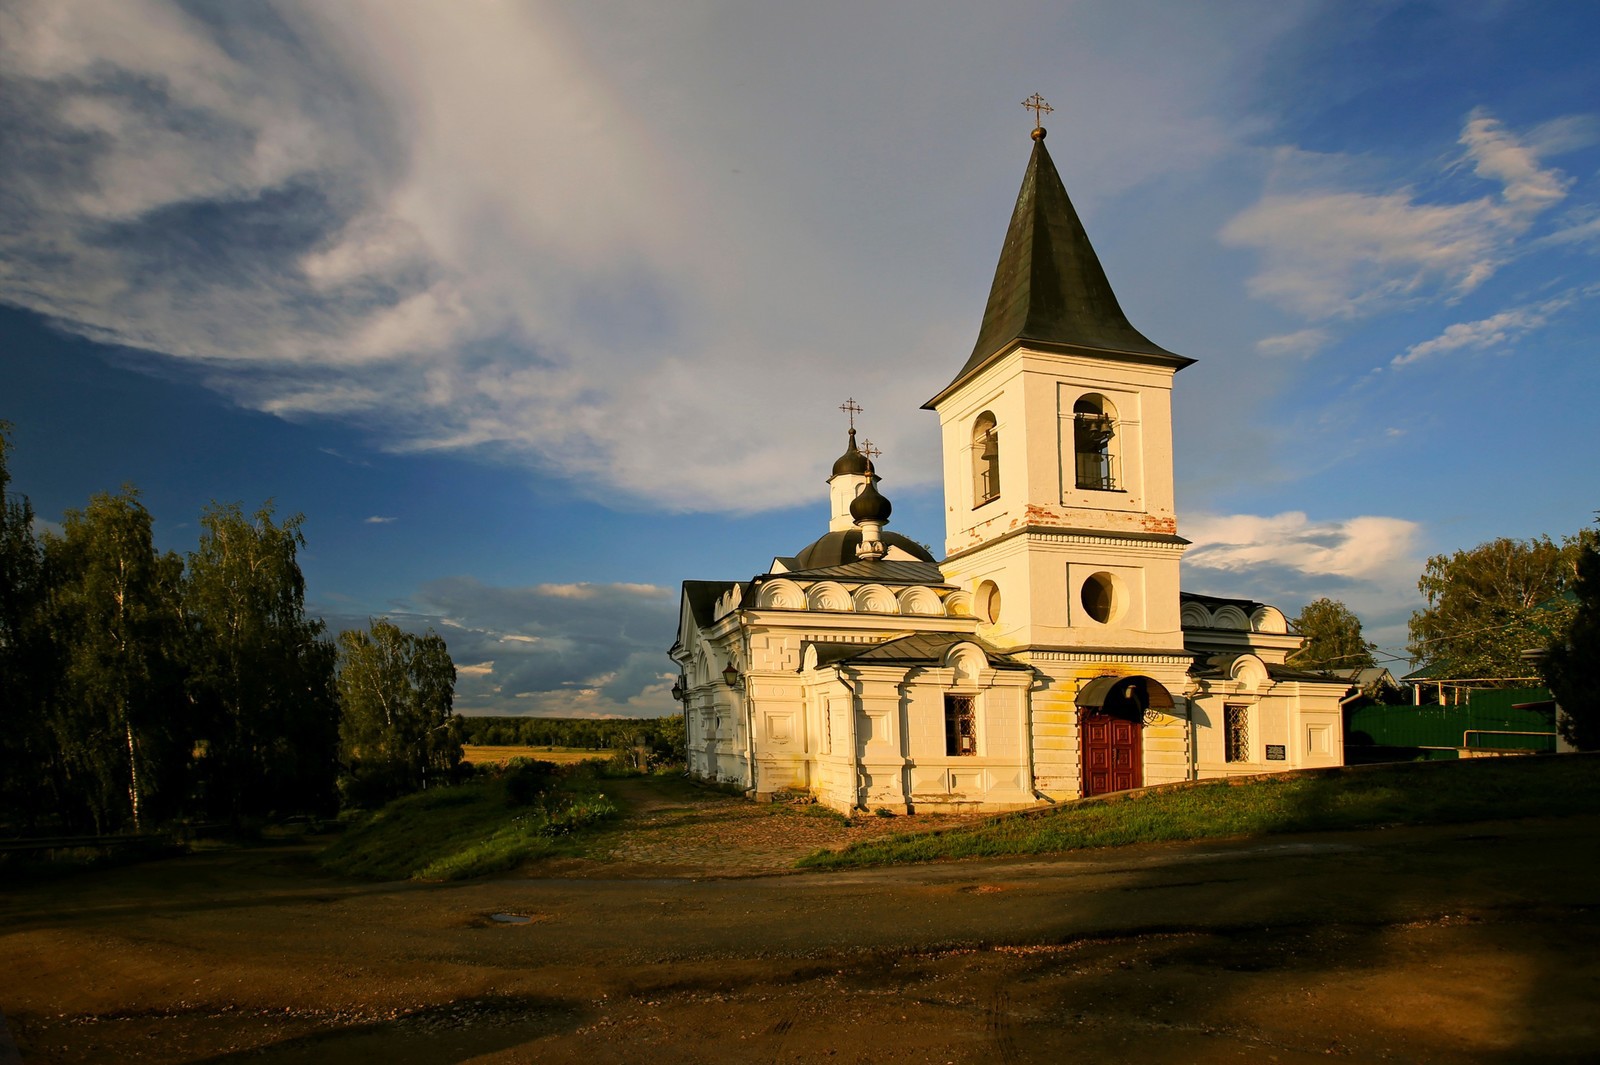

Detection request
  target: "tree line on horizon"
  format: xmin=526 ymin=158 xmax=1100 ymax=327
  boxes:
xmin=457 ymin=714 xmax=684 ymax=756
xmin=0 ymin=424 xmax=461 ymax=836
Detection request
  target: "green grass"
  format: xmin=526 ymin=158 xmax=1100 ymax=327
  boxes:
xmin=320 ymin=760 xmax=619 ymax=881
xmin=798 ymin=755 xmax=1600 ymax=870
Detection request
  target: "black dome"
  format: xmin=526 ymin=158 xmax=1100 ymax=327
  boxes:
xmin=849 ymin=480 xmax=892 ymax=523
xmin=792 ymin=529 xmax=934 ymax=568
xmin=831 ymin=428 xmax=870 ymax=477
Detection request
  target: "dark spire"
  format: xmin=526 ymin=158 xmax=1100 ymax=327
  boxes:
xmin=925 ymin=128 xmax=1191 ymax=409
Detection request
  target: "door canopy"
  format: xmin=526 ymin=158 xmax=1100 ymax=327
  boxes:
xmin=1076 ymin=675 xmax=1175 ymax=716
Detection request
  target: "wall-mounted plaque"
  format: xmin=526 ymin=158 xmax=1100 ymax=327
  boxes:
xmin=1265 ymin=744 xmax=1286 ymax=761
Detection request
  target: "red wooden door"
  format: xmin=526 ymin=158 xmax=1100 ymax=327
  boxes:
xmin=1082 ymin=711 xmax=1142 ymax=797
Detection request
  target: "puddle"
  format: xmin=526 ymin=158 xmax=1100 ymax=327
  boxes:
xmin=490 ymin=913 xmax=533 ymax=924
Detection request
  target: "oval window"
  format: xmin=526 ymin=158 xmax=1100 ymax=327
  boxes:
xmin=1080 ymin=572 xmax=1120 ymax=624
xmin=977 ymin=580 xmax=1002 ymax=625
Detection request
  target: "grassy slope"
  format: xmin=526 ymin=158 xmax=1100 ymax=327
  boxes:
xmin=799 ymin=755 xmax=1600 ymax=870
xmin=319 ymin=762 xmax=619 ymax=881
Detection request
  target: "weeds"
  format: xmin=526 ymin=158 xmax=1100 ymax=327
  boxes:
xmin=320 ymin=758 xmax=618 ymax=881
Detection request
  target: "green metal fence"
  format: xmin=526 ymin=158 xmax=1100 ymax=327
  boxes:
xmin=1347 ymin=687 xmax=1556 ymax=754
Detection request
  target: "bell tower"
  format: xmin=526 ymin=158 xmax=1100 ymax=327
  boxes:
xmin=927 ymin=118 xmax=1193 ymax=656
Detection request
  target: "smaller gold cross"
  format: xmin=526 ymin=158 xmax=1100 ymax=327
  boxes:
xmin=859 ymin=439 xmax=882 ymax=462
xmin=1022 ymin=93 xmax=1053 ymax=127
xmin=839 ymin=397 xmax=863 ymax=431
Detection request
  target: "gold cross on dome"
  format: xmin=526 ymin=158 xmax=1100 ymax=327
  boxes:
xmin=1022 ymin=93 xmax=1053 ymax=127
xmin=859 ymin=439 xmax=881 ymax=462
xmin=839 ymin=397 xmax=863 ymax=431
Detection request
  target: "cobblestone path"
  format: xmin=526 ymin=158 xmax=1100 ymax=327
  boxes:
xmin=581 ymin=777 xmax=991 ymax=876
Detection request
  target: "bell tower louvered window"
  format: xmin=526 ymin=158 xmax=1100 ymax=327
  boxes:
xmin=972 ymin=412 xmax=1000 ymax=506
xmin=1073 ymin=394 xmax=1118 ymax=491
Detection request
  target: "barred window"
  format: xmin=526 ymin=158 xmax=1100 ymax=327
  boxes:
xmin=945 ymin=695 xmax=977 ymax=756
xmin=1225 ymin=704 xmax=1250 ymax=763
xmin=972 ymin=413 xmax=1000 ymax=506
xmin=1073 ymin=395 xmax=1118 ymax=491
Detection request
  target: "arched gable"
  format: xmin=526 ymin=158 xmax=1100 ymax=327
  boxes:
xmin=1211 ymin=605 xmax=1251 ymax=631
xmin=944 ymin=642 xmax=989 ymax=686
xmin=756 ymin=578 xmax=806 ymax=610
xmin=1226 ymin=653 xmax=1268 ymax=691
xmin=807 ymin=581 xmax=852 ymax=612
xmin=1250 ymin=606 xmax=1287 ymax=634
xmin=898 ymin=586 xmax=943 ymax=616
xmin=852 ymin=584 xmax=899 ymax=614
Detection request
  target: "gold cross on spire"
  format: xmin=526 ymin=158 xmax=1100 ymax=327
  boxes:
xmin=1022 ymin=92 xmax=1053 ymax=128
xmin=839 ymin=397 xmax=863 ymax=432
xmin=859 ymin=439 xmax=881 ymax=463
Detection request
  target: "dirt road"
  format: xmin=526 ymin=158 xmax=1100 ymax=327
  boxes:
xmin=3 ymin=783 xmax=1598 ymax=1063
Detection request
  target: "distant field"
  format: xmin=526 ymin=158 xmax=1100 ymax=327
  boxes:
xmin=461 ymin=744 xmax=616 ymax=765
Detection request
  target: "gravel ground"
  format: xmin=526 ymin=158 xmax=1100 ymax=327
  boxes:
xmin=4 ymin=779 xmax=1598 ymax=1063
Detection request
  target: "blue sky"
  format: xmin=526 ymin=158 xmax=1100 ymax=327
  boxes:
xmin=2 ymin=0 xmax=1597 ymax=716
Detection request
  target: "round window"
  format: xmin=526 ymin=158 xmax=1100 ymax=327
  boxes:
xmin=977 ymin=580 xmax=1002 ymax=625
xmin=1080 ymin=572 xmax=1121 ymax=624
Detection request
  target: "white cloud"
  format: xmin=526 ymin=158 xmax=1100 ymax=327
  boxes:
xmin=1185 ymin=511 xmax=1420 ymax=584
xmin=1392 ymin=294 xmax=1578 ymax=366
xmin=402 ymin=576 xmax=680 ymax=717
xmin=534 ymin=582 xmax=665 ymax=600
xmin=363 ymin=515 xmax=395 ymax=524
xmin=1182 ymin=510 xmax=1426 ymax=654
xmin=0 ymin=0 xmax=1310 ymax=515
xmin=1255 ymin=328 xmax=1330 ymax=358
xmin=1538 ymin=213 xmax=1600 ymax=247
xmin=1458 ymin=108 xmax=1572 ymax=221
xmin=1220 ymin=112 xmax=1573 ymax=320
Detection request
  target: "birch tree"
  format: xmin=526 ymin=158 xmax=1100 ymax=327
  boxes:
xmin=46 ymin=489 xmax=184 ymax=832
xmin=187 ymin=502 xmax=338 ymax=820
xmin=337 ymin=618 xmax=460 ymax=807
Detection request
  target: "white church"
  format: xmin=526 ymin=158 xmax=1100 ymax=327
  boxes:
xmin=670 ymin=118 xmax=1349 ymax=813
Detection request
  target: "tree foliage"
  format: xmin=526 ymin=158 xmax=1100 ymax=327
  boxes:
xmin=1408 ymin=534 xmax=1593 ymax=679
xmin=1542 ymin=529 xmax=1600 ymax=750
xmin=186 ymin=502 xmax=339 ymax=821
xmin=46 ymin=490 xmax=187 ymax=832
xmin=458 ymin=714 xmax=687 ymax=768
xmin=0 ymin=422 xmax=57 ymax=831
xmin=0 ymin=424 xmax=481 ymax=834
xmin=1289 ymin=597 xmax=1376 ymax=671
xmin=337 ymin=618 xmax=461 ymax=808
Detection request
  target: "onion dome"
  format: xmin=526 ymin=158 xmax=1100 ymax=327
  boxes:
xmin=850 ymin=478 xmax=892 ymax=523
xmin=790 ymin=529 xmax=934 ymax=568
xmin=831 ymin=428 xmax=871 ymax=477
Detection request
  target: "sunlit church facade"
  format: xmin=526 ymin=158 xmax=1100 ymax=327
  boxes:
xmin=670 ymin=123 xmax=1348 ymax=813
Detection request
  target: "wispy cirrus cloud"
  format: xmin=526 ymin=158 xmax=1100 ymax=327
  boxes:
xmin=1392 ymin=288 xmax=1594 ymax=367
xmin=1221 ymin=111 xmax=1578 ymax=321
xmin=1255 ymin=327 xmax=1330 ymax=358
